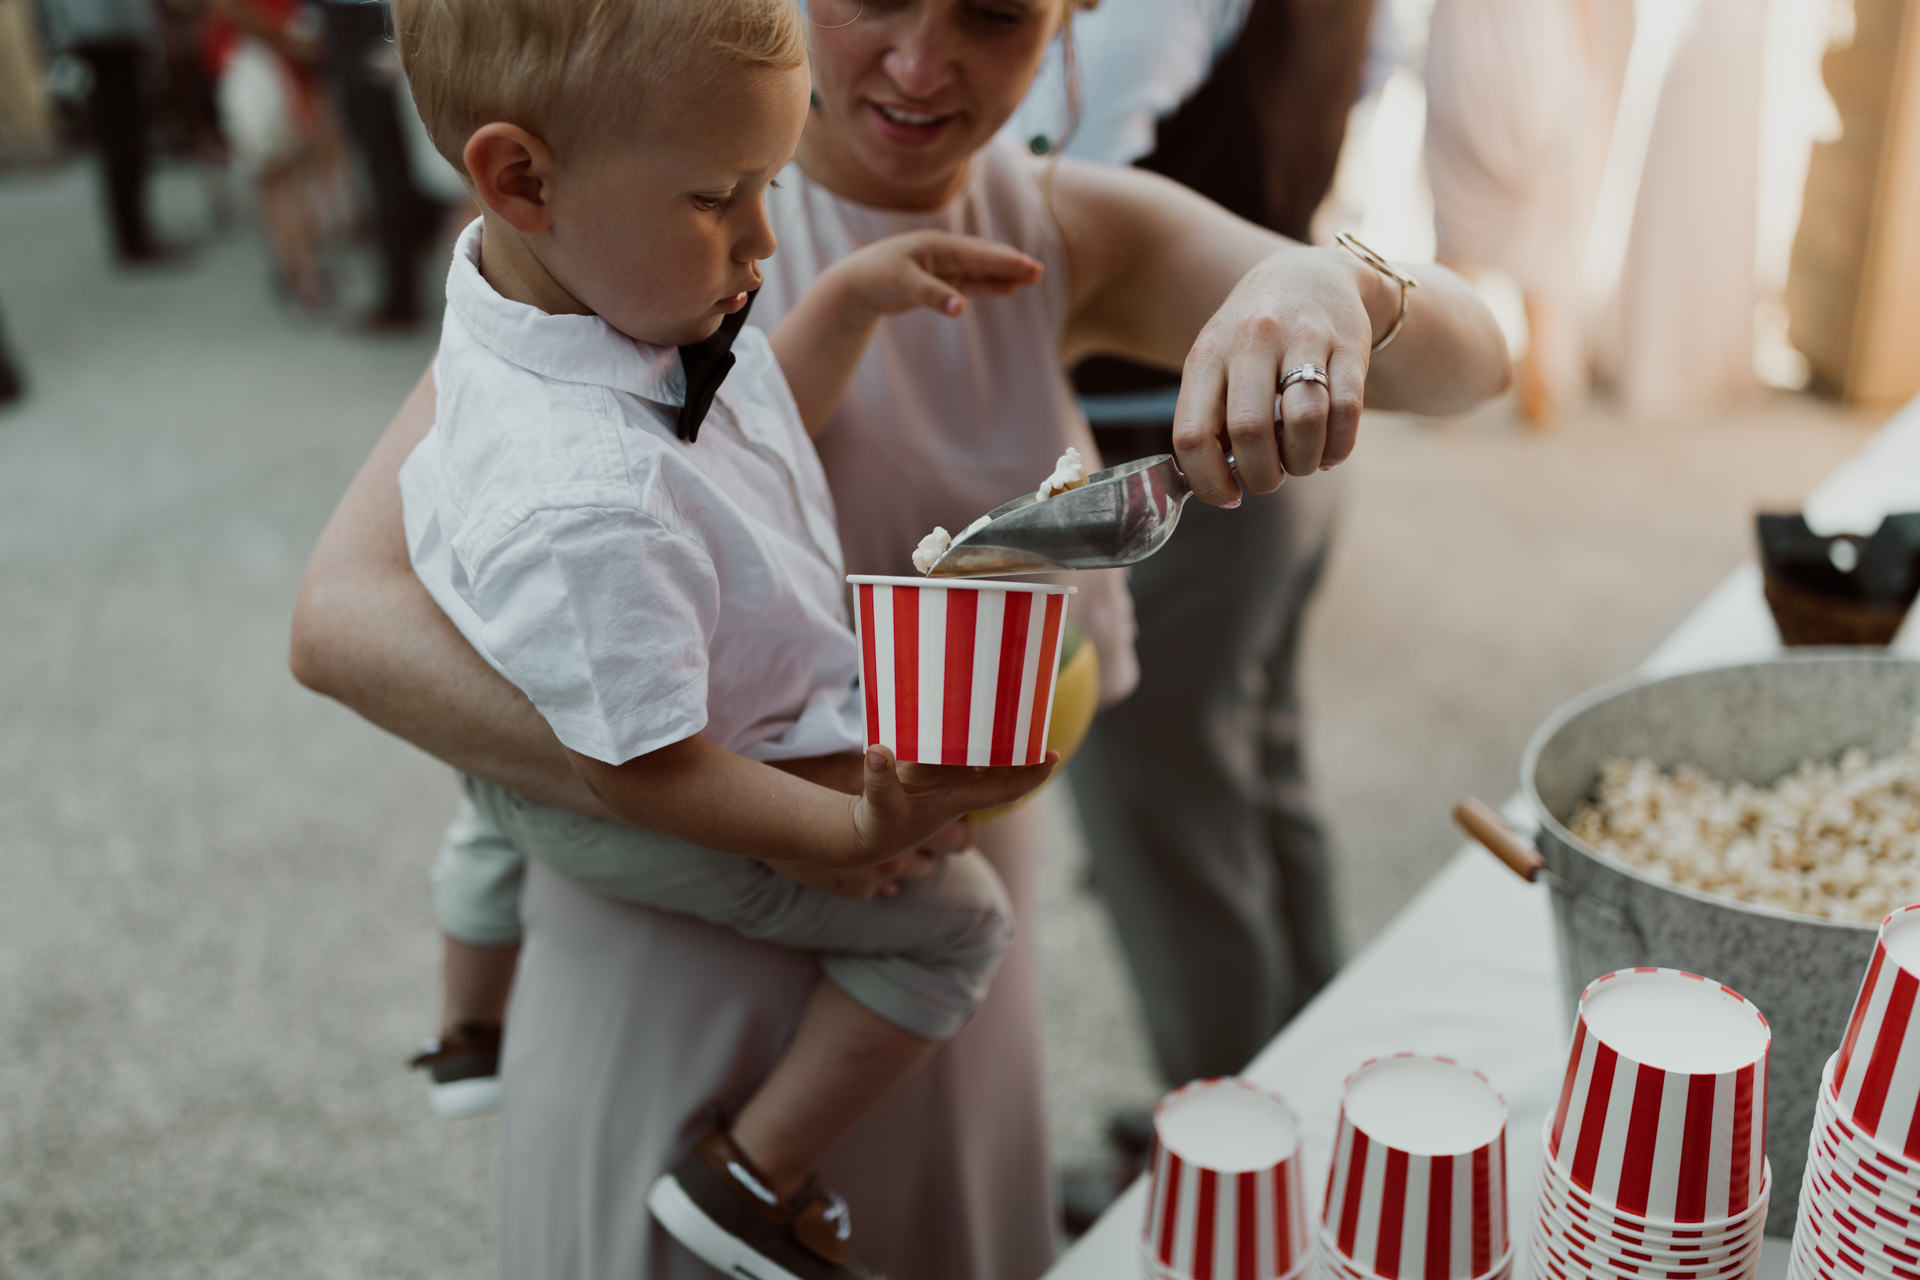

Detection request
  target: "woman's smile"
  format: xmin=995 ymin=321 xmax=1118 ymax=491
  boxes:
xmin=865 ymin=98 xmax=962 ymax=148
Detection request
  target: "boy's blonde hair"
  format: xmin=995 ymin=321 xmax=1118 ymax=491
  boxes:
xmin=395 ymin=0 xmax=807 ymax=173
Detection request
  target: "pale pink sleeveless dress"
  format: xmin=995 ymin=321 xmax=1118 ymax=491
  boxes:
xmin=497 ymin=142 xmax=1137 ymax=1280
xmin=756 ymin=141 xmax=1137 ymax=701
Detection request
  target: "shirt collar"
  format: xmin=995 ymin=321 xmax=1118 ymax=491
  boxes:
xmin=443 ymin=218 xmax=690 ymax=408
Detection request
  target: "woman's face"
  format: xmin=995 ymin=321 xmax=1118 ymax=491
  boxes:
xmin=803 ymin=0 xmax=1065 ymax=208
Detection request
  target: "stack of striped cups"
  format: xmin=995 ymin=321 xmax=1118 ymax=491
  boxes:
xmin=1317 ymin=1054 xmax=1513 ymax=1280
xmin=1142 ymin=1078 xmax=1314 ymax=1280
xmin=1790 ymin=904 xmax=1920 ymax=1280
xmin=1532 ymin=968 xmax=1773 ymax=1280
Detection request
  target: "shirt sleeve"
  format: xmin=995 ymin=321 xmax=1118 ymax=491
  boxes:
xmin=454 ymin=503 xmax=719 ymax=765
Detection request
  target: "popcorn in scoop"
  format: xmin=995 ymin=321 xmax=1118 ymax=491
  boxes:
xmin=911 ymin=526 xmax=952 ymax=575
xmin=1036 ymin=447 xmax=1088 ymax=499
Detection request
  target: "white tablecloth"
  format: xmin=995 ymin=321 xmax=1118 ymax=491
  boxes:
xmin=1044 ymin=396 xmax=1920 ymax=1280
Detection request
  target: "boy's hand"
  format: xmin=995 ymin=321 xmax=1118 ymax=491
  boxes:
xmin=771 ymin=231 xmax=1042 ymax=438
xmin=842 ymin=746 xmax=1056 ymax=867
xmin=831 ymin=230 xmax=1044 ymax=325
xmin=765 ymin=848 xmax=937 ymax=900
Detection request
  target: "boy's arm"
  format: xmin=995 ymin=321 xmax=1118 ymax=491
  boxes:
xmin=769 ymin=230 xmax=1045 ymax=438
xmin=566 ymin=737 xmax=1053 ymax=869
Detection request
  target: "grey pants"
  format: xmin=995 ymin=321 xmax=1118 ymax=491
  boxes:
xmin=1068 ymin=475 xmax=1344 ymax=1084
xmin=434 ymin=774 xmax=1014 ymax=1041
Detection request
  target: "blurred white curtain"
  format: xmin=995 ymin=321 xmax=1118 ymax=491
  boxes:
xmin=1424 ymin=0 xmax=1624 ymax=415
xmin=1595 ymin=0 xmax=1770 ymax=414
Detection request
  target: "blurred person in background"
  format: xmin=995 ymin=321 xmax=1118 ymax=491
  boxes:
xmin=39 ymin=0 xmax=183 ymax=265
xmin=1001 ymin=0 xmax=1378 ymax=1232
xmin=155 ymin=0 xmax=236 ymax=228
xmin=204 ymin=0 xmax=331 ymax=309
xmin=1423 ymin=0 xmax=1608 ymax=427
xmin=316 ymin=0 xmax=440 ymax=330
xmin=0 ymin=300 xmax=23 ymax=408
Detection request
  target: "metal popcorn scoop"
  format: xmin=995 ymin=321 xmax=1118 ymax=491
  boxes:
xmin=923 ymin=454 xmax=1203 ymax=578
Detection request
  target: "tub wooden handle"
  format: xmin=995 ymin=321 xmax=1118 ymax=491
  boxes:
xmin=1453 ymin=797 xmax=1547 ymax=883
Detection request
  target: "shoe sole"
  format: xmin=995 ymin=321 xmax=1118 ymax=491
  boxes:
xmin=429 ymin=1076 xmax=501 ymax=1119
xmin=647 ymin=1174 xmax=809 ymax=1280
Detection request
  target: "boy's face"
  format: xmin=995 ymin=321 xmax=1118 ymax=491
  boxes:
xmin=541 ymin=55 xmax=812 ymax=348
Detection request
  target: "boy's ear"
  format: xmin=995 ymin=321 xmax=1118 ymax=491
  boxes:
xmin=464 ymin=123 xmax=556 ymax=233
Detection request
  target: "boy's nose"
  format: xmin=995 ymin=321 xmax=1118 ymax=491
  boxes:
xmin=738 ymin=214 xmax=777 ymax=263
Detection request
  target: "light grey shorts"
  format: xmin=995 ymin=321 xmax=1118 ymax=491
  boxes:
xmin=430 ymin=774 xmax=1014 ymax=1041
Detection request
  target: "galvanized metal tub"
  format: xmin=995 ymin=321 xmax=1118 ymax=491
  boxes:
xmin=1520 ymin=651 xmax=1920 ymax=1237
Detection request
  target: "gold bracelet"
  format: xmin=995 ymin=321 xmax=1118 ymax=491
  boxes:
xmin=1335 ymin=229 xmax=1418 ymax=354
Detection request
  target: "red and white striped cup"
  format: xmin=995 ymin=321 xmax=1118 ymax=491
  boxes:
xmin=1547 ymin=968 xmax=1771 ymax=1224
xmin=1320 ymin=1055 xmax=1510 ymax=1280
xmin=1832 ymin=906 xmax=1920 ymax=1159
xmin=1144 ymin=1077 xmax=1312 ymax=1280
xmin=848 ymin=575 xmax=1074 ymax=766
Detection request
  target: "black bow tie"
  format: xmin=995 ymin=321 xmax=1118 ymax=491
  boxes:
xmin=675 ymin=290 xmax=757 ymax=443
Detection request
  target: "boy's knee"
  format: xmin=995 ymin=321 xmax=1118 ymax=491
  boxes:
xmin=938 ymin=851 xmax=1016 ymax=970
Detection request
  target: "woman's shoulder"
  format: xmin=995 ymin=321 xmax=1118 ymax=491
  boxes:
xmin=962 ymin=140 xmax=1060 ymax=238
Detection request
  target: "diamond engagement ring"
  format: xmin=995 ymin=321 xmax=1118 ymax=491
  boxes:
xmin=1279 ymin=363 xmax=1330 ymax=394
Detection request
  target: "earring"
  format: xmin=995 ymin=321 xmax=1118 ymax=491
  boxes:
xmin=810 ymin=90 xmax=822 ymax=109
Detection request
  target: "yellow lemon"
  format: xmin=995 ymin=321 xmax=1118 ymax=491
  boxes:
xmin=971 ymin=620 xmax=1099 ymax=824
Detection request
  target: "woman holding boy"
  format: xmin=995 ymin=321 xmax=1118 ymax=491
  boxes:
xmin=290 ymin=1 xmax=1510 ymax=1276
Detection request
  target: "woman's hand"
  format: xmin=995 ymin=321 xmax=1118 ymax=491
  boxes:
xmin=764 ymin=817 xmax=970 ymax=900
xmin=1049 ymin=160 xmax=1508 ymax=504
xmin=1170 ymin=243 xmax=1388 ymax=505
xmin=764 ymin=849 xmax=938 ymax=900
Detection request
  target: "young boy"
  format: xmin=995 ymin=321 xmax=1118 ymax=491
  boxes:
xmin=389 ymin=0 xmax=1053 ymax=1275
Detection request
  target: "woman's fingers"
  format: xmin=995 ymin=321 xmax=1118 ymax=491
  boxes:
xmin=895 ymin=848 xmax=942 ymax=881
xmin=1175 ymin=243 xmax=1381 ymax=490
xmin=1171 ymin=351 xmax=1242 ymax=507
xmin=1224 ymin=346 xmax=1285 ymax=493
xmin=920 ymin=816 xmax=974 ymax=855
xmin=1275 ymin=346 xmax=1334 ymax=476
xmin=1321 ymin=343 xmax=1367 ymax=468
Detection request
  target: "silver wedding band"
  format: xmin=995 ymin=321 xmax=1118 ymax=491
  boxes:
xmin=1273 ymin=363 xmax=1330 ymax=420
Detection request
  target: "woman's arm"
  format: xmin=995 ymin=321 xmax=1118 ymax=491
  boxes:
xmin=287 ymin=368 xmax=607 ymax=815
xmin=1045 ymin=159 xmax=1510 ymax=504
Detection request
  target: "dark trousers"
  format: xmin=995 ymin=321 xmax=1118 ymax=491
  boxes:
xmin=1068 ymin=425 xmax=1344 ymax=1084
xmin=75 ymin=39 xmax=156 ymax=260
xmin=321 ymin=1 xmax=435 ymax=315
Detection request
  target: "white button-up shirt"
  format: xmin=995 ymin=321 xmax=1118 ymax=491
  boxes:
xmin=399 ymin=221 xmax=864 ymax=766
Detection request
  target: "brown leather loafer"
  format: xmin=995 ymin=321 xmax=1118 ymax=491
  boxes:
xmin=647 ymin=1125 xmax=883 ymax=1280
xmin=407 ymin=1020 xmax=502 ymax=1118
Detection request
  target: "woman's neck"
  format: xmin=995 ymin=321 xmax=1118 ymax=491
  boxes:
xmin=793 ymin=119 xmax=972 ymax=213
